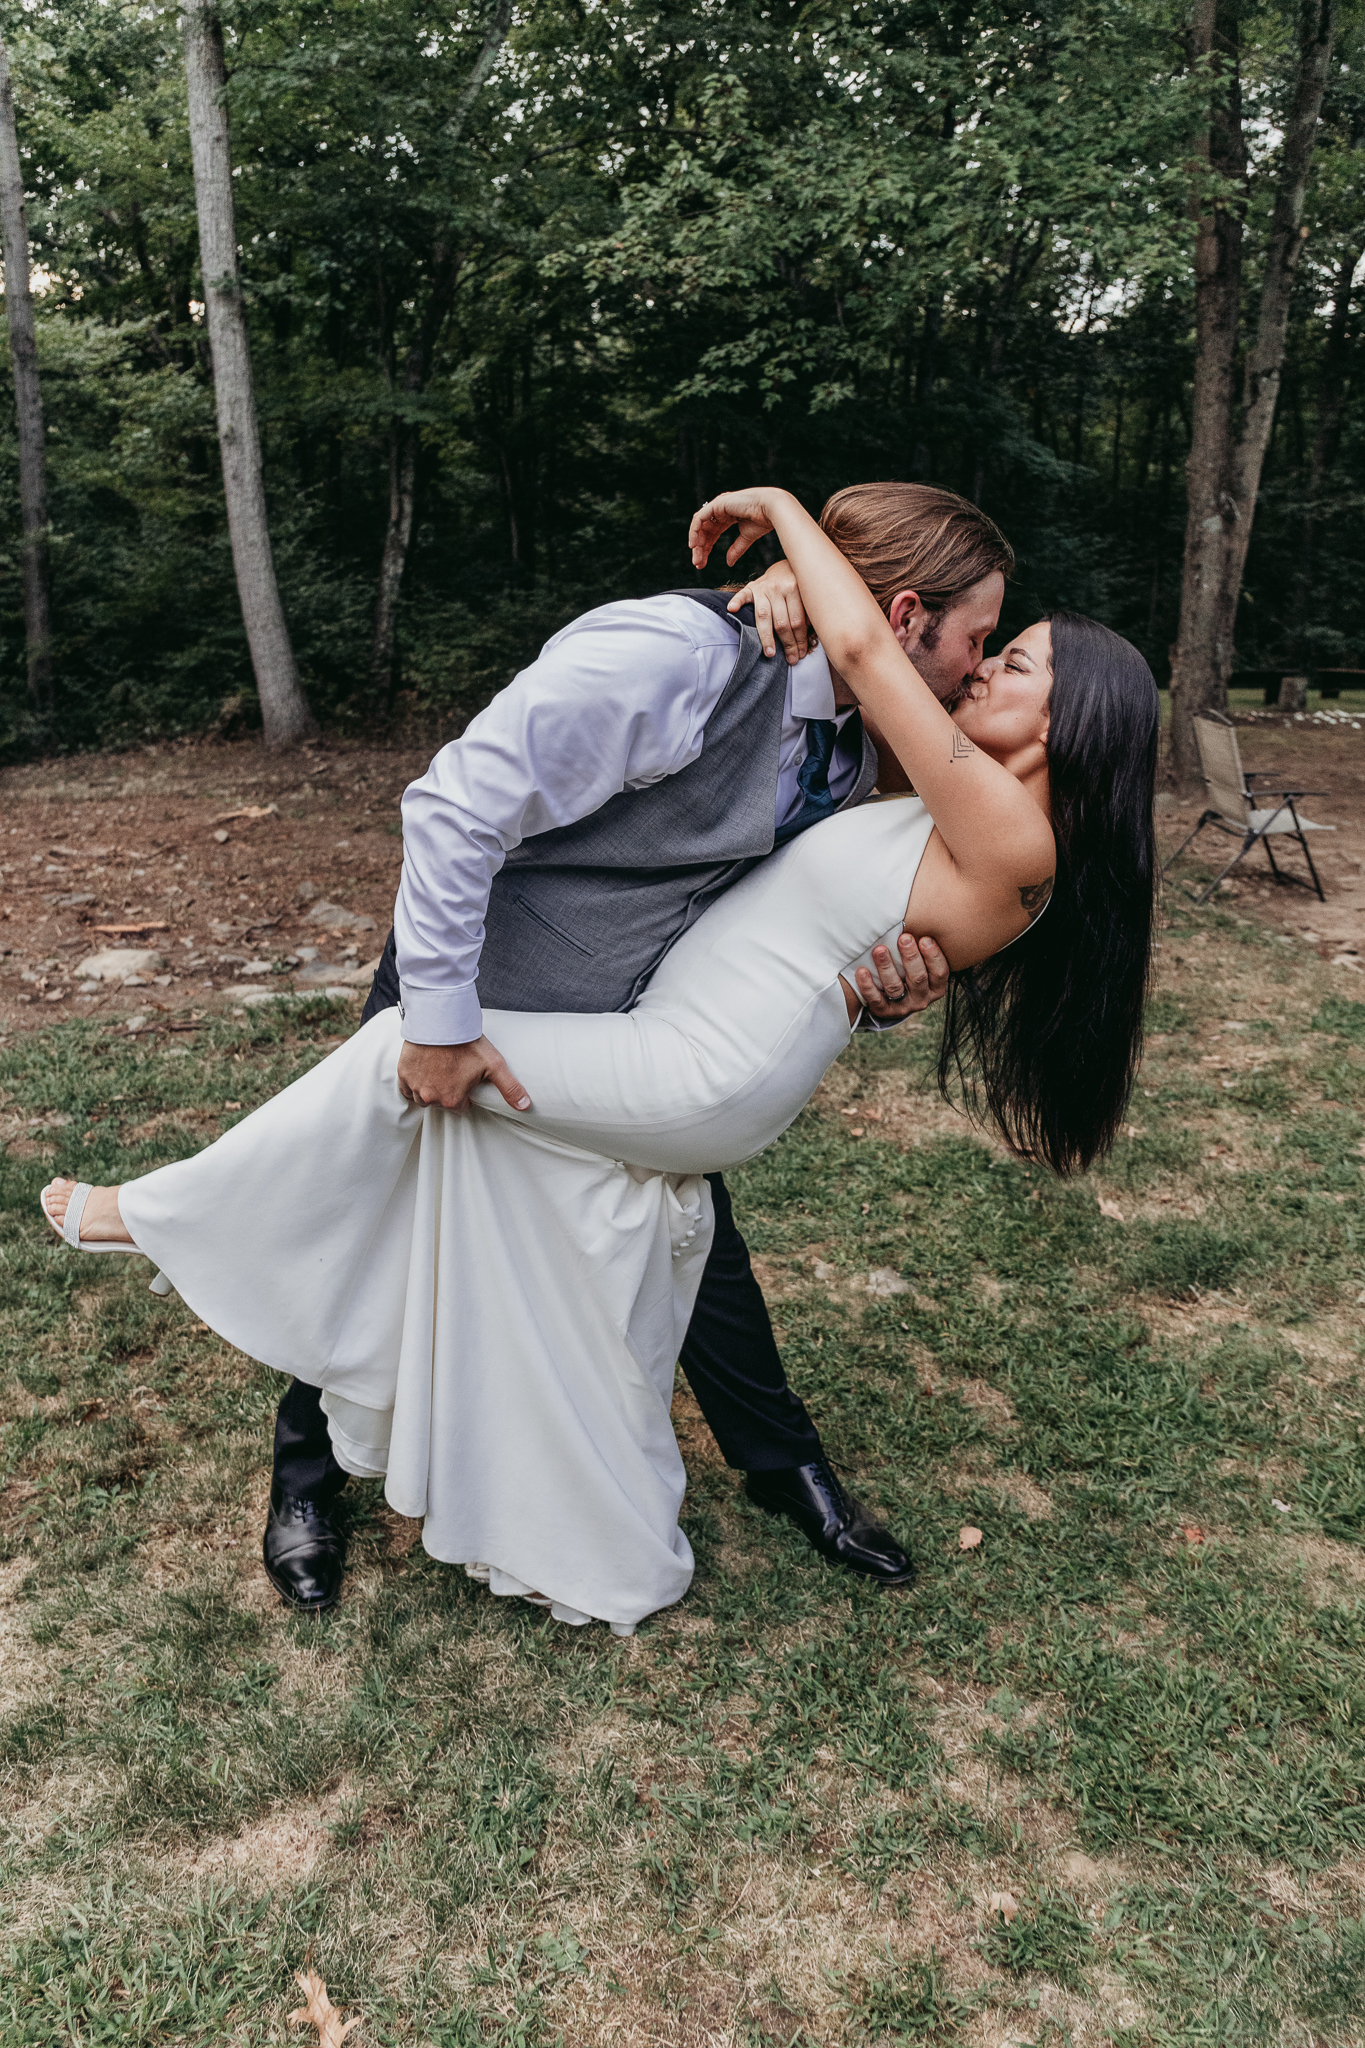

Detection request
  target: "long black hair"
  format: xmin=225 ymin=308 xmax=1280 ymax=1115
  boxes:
xmin=937 ymin=611 xmax=1160 ymax=1176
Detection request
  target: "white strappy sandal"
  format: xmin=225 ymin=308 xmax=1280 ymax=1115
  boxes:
xmin=39 ymin=1182 xmax=174 ymax=1296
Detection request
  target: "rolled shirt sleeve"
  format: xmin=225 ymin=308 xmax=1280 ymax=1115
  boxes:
xmin=395 ymin=597 xmax=735 ymax=1045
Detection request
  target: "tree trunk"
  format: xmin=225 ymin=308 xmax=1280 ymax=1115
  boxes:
xmin=1168 ymin=0 xmax=1338 ymax=785
xmin=369 ymin=421 xmax=418 ymax=698
xmin=1293 ymin=231 xmax=1359 ymax=657
xmin=0 ymin=37 xmax=52 ymax=729
xmin=368 ymin=0 xmax=514 ymax=698
xmin=1166 ymin=0 xmax=1245 ymax=781
xmin=181 ymin=0 xmax=315 ymax=745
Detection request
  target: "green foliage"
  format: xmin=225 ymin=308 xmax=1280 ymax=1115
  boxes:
xmin=0 ymin=0 xmax=1361 ymax=750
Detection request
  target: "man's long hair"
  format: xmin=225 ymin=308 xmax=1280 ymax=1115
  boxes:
xmin=937 ymin=612 xmax=1160 ymax=1176
xmin=820 ymin=482 xmax=1014 ymax=615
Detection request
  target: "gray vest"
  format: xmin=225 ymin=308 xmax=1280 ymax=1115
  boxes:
xmin=477 ymin=589 xmax=879 ymax=1014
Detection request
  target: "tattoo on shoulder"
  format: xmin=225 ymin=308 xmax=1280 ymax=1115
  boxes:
xmin=950 ymin=729 xmax=976 ymax=761
xmin=1019 ymin=876 xmax=1054 ymax=920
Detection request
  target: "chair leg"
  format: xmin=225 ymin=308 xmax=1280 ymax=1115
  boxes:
xmin=1193 ymin=835 xmax=1256 ymax=904
xmin=1164 ymin=812 xmax=1215 ymax=876
xmin=1288 ymin=802 xmax=1326 ymax=902
xmin=1263 ymin=835 xmax=1284 ymax=883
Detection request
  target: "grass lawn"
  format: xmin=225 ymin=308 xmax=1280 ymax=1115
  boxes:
xmin=1 ymin=896 xmax=1363 ymax=2046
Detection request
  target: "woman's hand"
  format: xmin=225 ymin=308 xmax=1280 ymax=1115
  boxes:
xmin=689 ymin=489 xmax=790 ymax=572
xmin=728 ymin=560 xmax=811 ymax=664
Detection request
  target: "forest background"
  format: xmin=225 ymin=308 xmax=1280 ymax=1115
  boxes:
xmin=0 ymin=0 xmax=1361 ymax=761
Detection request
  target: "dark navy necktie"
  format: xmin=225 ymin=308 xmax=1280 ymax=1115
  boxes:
xmin=775 ymin=715 xmax=855 ymax=844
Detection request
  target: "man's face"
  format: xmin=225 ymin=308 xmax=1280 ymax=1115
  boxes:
xmin=891 ymin=572 xmax=1005 ymax=704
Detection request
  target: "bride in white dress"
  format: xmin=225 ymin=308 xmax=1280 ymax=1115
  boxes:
xmin=40 ymin=487 xmax=1160 ymax=1633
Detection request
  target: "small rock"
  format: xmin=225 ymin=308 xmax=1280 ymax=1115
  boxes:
xmin=988 ymin=1890 xmax=1018 ymax=1921
xmin=812 ymin=1259 xmax=837 ymax=1282
xmin=307 ymin=900 xmax=377 ymax=932
xmin=125 ymin=1013 xmax=148 ymax=1033
xmin=238 ymin=960 xmax=274 ymax=977
xmin=296 ymin=881 xmax=320 ymax=903
xmin=213 ymin=829 xmax=230 ymax=844
xmin=1152 ymin=790 xmax=1177 ymax=812
xmin=296 ymin=959 xmax=375 ymax=987
xmin=864 ymin=1267 xmax=909 ymax=1297
xmin=75 ymin=948 xmax=166 ymax=982
xmin=295 ymin=945 xmax=321 ymax=961
xmin=53 ymin=892 xmax=97 ymax=907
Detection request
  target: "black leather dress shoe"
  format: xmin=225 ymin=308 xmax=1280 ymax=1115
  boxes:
xmin=745 ymin=1459 xmax=915 ymax=1586
xmin=262 ymin=1484 xmax=346 ymax=1612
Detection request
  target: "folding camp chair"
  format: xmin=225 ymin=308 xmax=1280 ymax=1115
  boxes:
xmin=1164 ymin=712 xmax=1333 ymax=904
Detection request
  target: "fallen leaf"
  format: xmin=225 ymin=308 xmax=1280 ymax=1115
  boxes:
xmin=988 ymin=1891 xmax=1019 ymax=1922
xmin=1271 ymin=1498 xmax=1292 ymax=1514
xmin=289 ymin=1969 xmax=361 ymax=2048
xmin=1180 ymin=1525 xmax=1205 ymax=1544
xmin=849 ymin=1126 xmax=865 ymax=1137
xmin=958 ymin=1526 xmax=983 ymax=1551
xmin=214 ymin=804 xmax=279 ymax=824
xmin=1098 ymin=1197 xmax=1125 ymax=1221
xmin=224 ymin=1100 xmax=242 ymax=1111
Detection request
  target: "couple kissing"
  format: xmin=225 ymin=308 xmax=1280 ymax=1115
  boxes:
xmin=42 ymin=480 xmax=1159 ymax=1635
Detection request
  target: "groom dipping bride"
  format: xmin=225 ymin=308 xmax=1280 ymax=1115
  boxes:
xmin=269 ymin=480 xmax=1003 ymax=1610
xmin=42 ymin=481 xmax=1159 ymax=1633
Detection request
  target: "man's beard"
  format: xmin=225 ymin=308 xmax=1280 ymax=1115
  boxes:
xmin=914 ymin=608 xmax=972 ymax=710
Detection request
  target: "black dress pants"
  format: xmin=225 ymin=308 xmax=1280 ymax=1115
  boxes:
xmin=272 ymin=934 xmax=825 ymax=1504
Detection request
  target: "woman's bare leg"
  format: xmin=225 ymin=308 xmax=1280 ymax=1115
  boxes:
xmin=43 ymin=1178 xmax=134 ymax=1244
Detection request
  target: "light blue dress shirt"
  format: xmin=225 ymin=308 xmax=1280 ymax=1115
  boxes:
xmin=396 ymin=594 xmax=858 ymax=1046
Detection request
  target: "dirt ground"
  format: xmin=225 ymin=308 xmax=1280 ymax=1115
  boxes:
xmin=0 ymin=716 xmax=1361 ymax=1035
xmin=0 ymin=737 xmax=427 ymax=1032
xmin=1157 ymin=714 xmax=1365 ymax=965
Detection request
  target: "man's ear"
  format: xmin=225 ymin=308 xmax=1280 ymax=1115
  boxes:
xmin=887 ymin=591 xmax=922 ymax=645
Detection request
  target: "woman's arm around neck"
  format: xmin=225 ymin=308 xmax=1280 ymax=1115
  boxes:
xmin=689 ymin=490 xmax=1056 ymax=955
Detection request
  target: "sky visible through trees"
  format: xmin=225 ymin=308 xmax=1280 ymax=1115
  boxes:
xmin=0 ymin=0 xmax=1360 ymax=756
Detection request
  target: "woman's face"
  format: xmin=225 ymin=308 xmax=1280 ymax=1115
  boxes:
xmin=952 ymin=619 xmax=1053 ymax=771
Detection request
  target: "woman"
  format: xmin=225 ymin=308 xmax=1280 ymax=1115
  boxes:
xmin=40 ymin=487 xmax=1159 ymax=1633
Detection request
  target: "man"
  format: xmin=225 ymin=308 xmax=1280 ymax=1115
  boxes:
xmin=264 ymin=481 xmax=1012 ymax=1611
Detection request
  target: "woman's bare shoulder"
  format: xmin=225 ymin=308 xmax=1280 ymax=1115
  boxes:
xmin=902 ymin=830 xmax=1050 ymax=973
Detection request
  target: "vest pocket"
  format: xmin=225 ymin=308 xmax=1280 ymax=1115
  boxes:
xmin=512 ymin=893 xmax=595 ymax=957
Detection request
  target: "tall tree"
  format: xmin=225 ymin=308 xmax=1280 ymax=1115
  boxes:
xmin=181 ymin=0 xmax=314 ymax=745
xmin=0 ymin=34 xmax=52 ymax=729
xmin=1167 ymin=0 xmax=1339 ymax=784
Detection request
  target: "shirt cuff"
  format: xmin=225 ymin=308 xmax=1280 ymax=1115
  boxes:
xmin=398 ymin=981 xmax=484 ymax=1046
xmin=856 ymin=1010 xmax=902 ymax=1034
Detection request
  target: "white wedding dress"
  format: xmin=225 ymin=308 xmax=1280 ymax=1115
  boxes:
xmin=118 ymin=797 xmax=935 ymax=1630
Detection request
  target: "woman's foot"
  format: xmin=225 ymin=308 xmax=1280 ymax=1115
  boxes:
xmin=42 ymin=1178 xmax=134 ymax=1245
